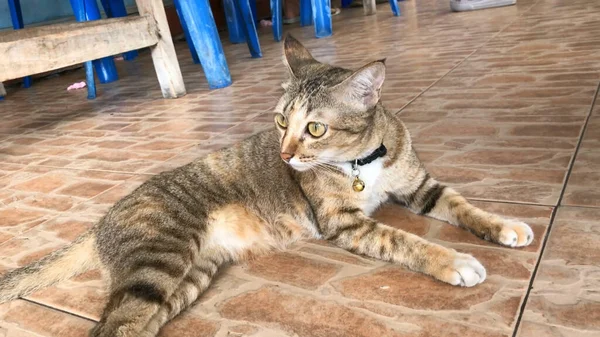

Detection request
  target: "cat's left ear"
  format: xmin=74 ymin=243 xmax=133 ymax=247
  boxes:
xmin=330 ymin=60 xmax=386 ymax=111
xmin=283 ymin=35 xmax=317 ymax=80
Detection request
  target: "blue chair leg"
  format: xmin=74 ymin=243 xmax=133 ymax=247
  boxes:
xmin=173 ymin=2 xmax=200 ymax=64
xmin=311 ymin=0 xmax=332 ymax=38
xmin=176 ymin=0 xmax=232 ymax=89
xmin=100 ymin=0 xmax=139 ymax=60
xmin=389 ymin=0 xmax=400 ymax=16
xmin=70 ymin=0 xmax=119 ymax=84
xmin=300 ymin=0 xmax=313 ymax=26
xmin=71 ymin=0 xmax=96 ymax=99
xmin=270 ymin=0 xmax=282 ymax=41
xmin=236 ymin=0 xmax=262 ymax=58
xmin=84 ymin=61 xmax=97 ymax=99
xmin=8 ymin=0 xmax=32 ymax=88
xmin=222 ymin=0 xmax=246 ymax=44
xmin=249 ymin=0 xmax=258 ymax=24
xmin=341 ymin=0 xmax=352 ymax=8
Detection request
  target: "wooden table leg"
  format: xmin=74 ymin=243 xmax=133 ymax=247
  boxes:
xmin=363 ymin=0 xmax=376 ymax=15
xmin=135 ymin=0 xmax=186 ymax=98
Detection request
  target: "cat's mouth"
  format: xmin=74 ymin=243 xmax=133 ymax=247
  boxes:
xmin=286 ymin=156 xmax=346 ymax=175
xmin=287 ymin=157 xmax=316 ymax=172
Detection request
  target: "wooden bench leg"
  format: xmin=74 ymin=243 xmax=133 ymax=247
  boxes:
xmin=363 ymin=0 xmax=376 ymax=15
xmin=136 ymin=0 xmax=187 ymax=98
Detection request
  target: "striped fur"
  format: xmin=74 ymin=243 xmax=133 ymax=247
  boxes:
xmin=0 ymin=35 xmax=533 ymax=337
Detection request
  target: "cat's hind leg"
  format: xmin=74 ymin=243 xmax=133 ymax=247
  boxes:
xmin=140 ymin=260 xmax=220 ymax=337
xmin=90 ymin=241 xmax=195 ymax=337
xmin=90 ymin=278 xmax=179 ymax=337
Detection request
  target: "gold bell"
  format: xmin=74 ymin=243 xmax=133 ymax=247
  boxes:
xmin=352 ymin=177 xmax=365 ymax=192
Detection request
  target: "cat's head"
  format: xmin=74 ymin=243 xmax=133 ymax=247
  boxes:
xmin=274 ymin=35 xmax=387 ymax=171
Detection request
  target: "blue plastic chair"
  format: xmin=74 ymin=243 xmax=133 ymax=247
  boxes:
xmin=7 ymin=0 xmax=31 ymax=90
xmin=208 ymin=0 xmax=262 ymax=58
xmin=174 ymin=0 xmax=235 ymax=88
xmin=70 ymin=0 xmax=120 ymax=88
xmin=271 ymin=0 xmax=331 ymax=41
xmin=2 ymin=0 xmax=124 ymax=99
xmin=89 ymin=0 xmax=237 ymax=90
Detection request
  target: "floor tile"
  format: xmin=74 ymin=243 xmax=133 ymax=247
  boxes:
xmin=516 ymin=206 xmax=600 ymax=337
xmin=563 ymin=114 xmax=600 ymax=207
xmin=0 ymin=299 xmax=94 ymax=337
xmin=400 ymin=66 xmax=596 ymax=204
xmin=1 ymin=0 xmax=599 ymax=335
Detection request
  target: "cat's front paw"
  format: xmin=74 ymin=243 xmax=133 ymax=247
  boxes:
xmin=497 ymin=220 xmax=534 ymax=248
xmin=435 ymin=252 xmax=486 ymax=287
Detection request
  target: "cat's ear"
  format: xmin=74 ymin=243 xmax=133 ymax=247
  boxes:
xmin=330 ymin=60 xmax=386 ymax=111
xmin=283 ymin=35 xmax=317 ymax=79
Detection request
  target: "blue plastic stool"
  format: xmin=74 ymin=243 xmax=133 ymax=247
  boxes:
xmin=223 ymin=0 xmax=246 ymax=44
xmin=235 ymin=0 xmax=262 ymax=57
xmin=69 ymin=0 xmax=119 ymax=84
xmin=176 ymin=0 xmax=261 ymax=62
xmin=174 ymin=0 xmax=233 ymax=88
xmin=173 ymin=0 xmax=201 ymax=63
xmin=341 ymin=0 xmax=402 ymax=16
xmin=99 ymin=0 xmax=139 ymax=60
xmin=223 ymin=0 xmax=260 ymax=44
xmin=7 ymin=0 xmax=32 ymax=88
xmin=71 ymin=0 xmax=97 ymax=99
xmin=271 ymin=0 xmax=331 ymax=41
xmin=300 ymin=0 xmax=313 ymax=26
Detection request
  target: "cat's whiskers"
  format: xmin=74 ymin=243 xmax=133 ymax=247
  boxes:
xmin=313 ymin=160 xmax=345 ymax=176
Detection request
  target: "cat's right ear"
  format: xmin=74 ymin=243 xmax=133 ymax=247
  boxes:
xmin=283 ymin=35 xmax=317 ymax=80
xmin=330 ymin=60 xmax=386 ymax=111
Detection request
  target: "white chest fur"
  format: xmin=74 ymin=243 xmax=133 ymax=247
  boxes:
xmin=336 ymin=158 xmax=387 ymax=215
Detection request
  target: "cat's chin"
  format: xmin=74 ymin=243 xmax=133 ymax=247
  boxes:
xmin=287 ymin=158 xmax=314 ymax=172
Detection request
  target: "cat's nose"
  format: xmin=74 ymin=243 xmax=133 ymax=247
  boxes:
xmin=280 ymin=152 xmax=294 ymax=162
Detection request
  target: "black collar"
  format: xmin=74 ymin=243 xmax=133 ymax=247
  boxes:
xmin=353 ymin=144 xmax=387 ymax=166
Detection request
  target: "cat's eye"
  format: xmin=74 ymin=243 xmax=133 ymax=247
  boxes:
xmin=307 ymin=122 xmax=327 ymax=138
xmin=275 ymin=114 xmax=288 ymax=128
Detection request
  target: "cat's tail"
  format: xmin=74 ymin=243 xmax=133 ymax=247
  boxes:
xmin=0 ymin=231 xmax=100 ymax=302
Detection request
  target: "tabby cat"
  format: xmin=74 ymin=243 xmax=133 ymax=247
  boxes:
xmin=0 ymin=36 xmax=533 ymax=337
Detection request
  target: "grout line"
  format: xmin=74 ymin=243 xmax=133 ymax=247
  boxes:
xmin=467 ymin=198 xmax=555 ymax=208
xmin=556 ymin=83 xmax=599 ymax=209
xmin=555 ymin=203 xmax=600 ymax=210
xmin=511 ymin=80 xmax=600 ymax=337
xmin=21 ymin=297 xmax=98 ymax=323
xmin=395 ymin=3 xmax=537 ymax=115
xmin=394 ymin=49 xmax=478 ymax=115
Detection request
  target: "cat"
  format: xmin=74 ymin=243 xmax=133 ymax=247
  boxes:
xmin=0 ymin=35 xmax=533 ymax=337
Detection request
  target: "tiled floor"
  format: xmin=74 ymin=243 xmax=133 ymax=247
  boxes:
xmin=1 ymin=0 xmax=599 ymax=335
